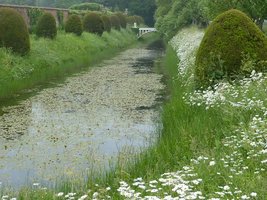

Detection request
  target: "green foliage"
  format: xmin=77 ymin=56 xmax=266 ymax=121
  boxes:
xmin=0 ymin=8 xmax=30 ymax=55
xmin=135 ymin=16 xmax=145 ymax=25
xmin=126 ymin=16 xmax=135 ymax=25
xmin=27 ymin=8 xmax=44 ymax=33
xmin=109 ymin=15 xmax=121 ymax=30
xmin=101 ymin=15 xmax=112 ymax=32
xmin=195 ymin=9 xmax=267 ymax=88
xmin=83 ymin=13 xmax=104 ymax=36
xmin=36 ymin=12 xmax=57 ymax=39
xmin=65 ymin=15 xmax=83 ymax=36
xmin=206 ymin=0 xmax=267 ymax=29
xmin=115 ymin=12 xmax=127 ymax=29
xmin=128 ymin=0 xmax=156 ymax=26
xmin=69 ymin=2 xmax=103 ymax=11
xmin=155 ymin=0 xmax=208 ymax=40
xmin=127 ymin=15 xmax=144 ymax=26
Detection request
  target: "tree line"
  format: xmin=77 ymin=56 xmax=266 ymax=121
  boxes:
xmin=155 ymin=0 xmax=267 ymax=40
xmin=0 ymin=0 xmax=156 ymax=26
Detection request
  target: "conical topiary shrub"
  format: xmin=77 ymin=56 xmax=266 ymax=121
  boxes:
xmin=126 ymin=16 xmax=136 ymax=26
xmin=195 ymin=9 xmax=267 ymax=88
xmin=109 ymin=15 xmax=121 ymax=30
xmin=36 ymin=12 xmax=57 ymax=39
xmin=83 ymin=13 xmax=104 ymax=36
xmin=115 ymin=12 xmax=127 ymax=29
xmin=0 ymin=8 xmax=30 ymax=55
xmin=133 ymin=15 xmax=144 ymax=25
xmin=101 ymin=15 xmax=111 ymax=32
xmin=65 ymin=15 xmax=83 ymax=36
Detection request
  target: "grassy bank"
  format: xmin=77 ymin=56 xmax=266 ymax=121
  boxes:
xmin=79 ymin=28 xmax=266 ymax=199
xmin=0 ymin=29 xmax=136 ymax=99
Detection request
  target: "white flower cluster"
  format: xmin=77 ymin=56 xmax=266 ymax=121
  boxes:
xmin=185 ymin=70 xmax=267 ymax=110
xmin=169 ymin=28 xmax=204 ymax=78
xmin=56 ymin=191 xmax=88 ymax=200
xmin=117 ymin=167 xmax=204 ymax=200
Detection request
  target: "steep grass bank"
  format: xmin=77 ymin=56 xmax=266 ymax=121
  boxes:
xmin=0 ymin=29 xmax=136 ymax=99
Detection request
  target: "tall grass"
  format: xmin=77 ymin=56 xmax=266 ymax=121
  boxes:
xmin=0 ymin=29 xmax=136 ymax=99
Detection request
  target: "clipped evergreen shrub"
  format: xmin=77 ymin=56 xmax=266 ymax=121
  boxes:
xmin=133 ymin=15 xmax=144 ymax=25
xmin=195 ymin=9 xmax=267 ymax=87
xmin=115 ymin=12 xmax=127 ymax=29
xmin=0 ymin=8 xmax=30 ymax=55
xmin=101 ymin=15 xmax=111 ymax=32
xmin=109 ymin=15 xmax=121 ymax=30
xmin=127 ymin=16 xmax=136 ymax=26
xmin=36 ymin=12 xmax=57 ymax=39
xmin=65 ymin=15 xmax=83 ymax=36
xmin=83 ymin=13 xmax=104 ymax=36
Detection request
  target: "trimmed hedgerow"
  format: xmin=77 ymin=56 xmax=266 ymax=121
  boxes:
xmin=101 ymin=15 xmax=111 ymax=32
xmin=126 ymin=16 xmax=136 ymax=26
xmin=83 ymin=12 xmax=104 ymax=36
xmin=195 ymin=9 xmax=267 ymax=88
xmin=109 ymin=15 xmax=121 ymax=30
xmin=115 ymin=12 xmax=127 ymax=29
xmin=65 ymin=15 xmax=83 ymax=36
xmin=36 ymin=12 xmax=57 ymax=39
xmin=0 ymin=8 xmax=30 ymax=55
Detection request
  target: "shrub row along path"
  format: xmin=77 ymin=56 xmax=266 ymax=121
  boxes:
xmin=0 ymin=47 xmax=165 ymax=189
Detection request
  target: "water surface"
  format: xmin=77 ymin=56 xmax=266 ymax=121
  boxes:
xmin=0 ymin=46 xmax=165 ymax=189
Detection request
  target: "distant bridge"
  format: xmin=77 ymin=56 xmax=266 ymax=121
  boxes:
xmin=138 ymin=28 xmax=157 ymax=38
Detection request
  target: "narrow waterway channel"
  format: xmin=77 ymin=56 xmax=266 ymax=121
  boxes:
xmin=0 ymin=41 xmax=165 ymax=189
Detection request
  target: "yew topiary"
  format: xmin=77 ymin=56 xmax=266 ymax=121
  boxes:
xmin=133 ymin=15 xmax=144 ymax=25
xmin=65 ymin=15 xmax=83 ymax=36
xmin=83 ymin=13 xmax=104 ymax=36
xmin=0 ymin=8 xmax=30 ymax=55
xmin=36 ymin=12 xmax=57 ymax=39
xmin=109 ymin=15 xmax=121 ymax=30
xmin=115 ymin=12 xmax=127 ymax=29
xmin=101 ymin=15 xmax=111 ymax=32
xmin=195 ymin=9 xmax=267 ymax=88
xmin=127 ymin=16 xmax=137 ymax=26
